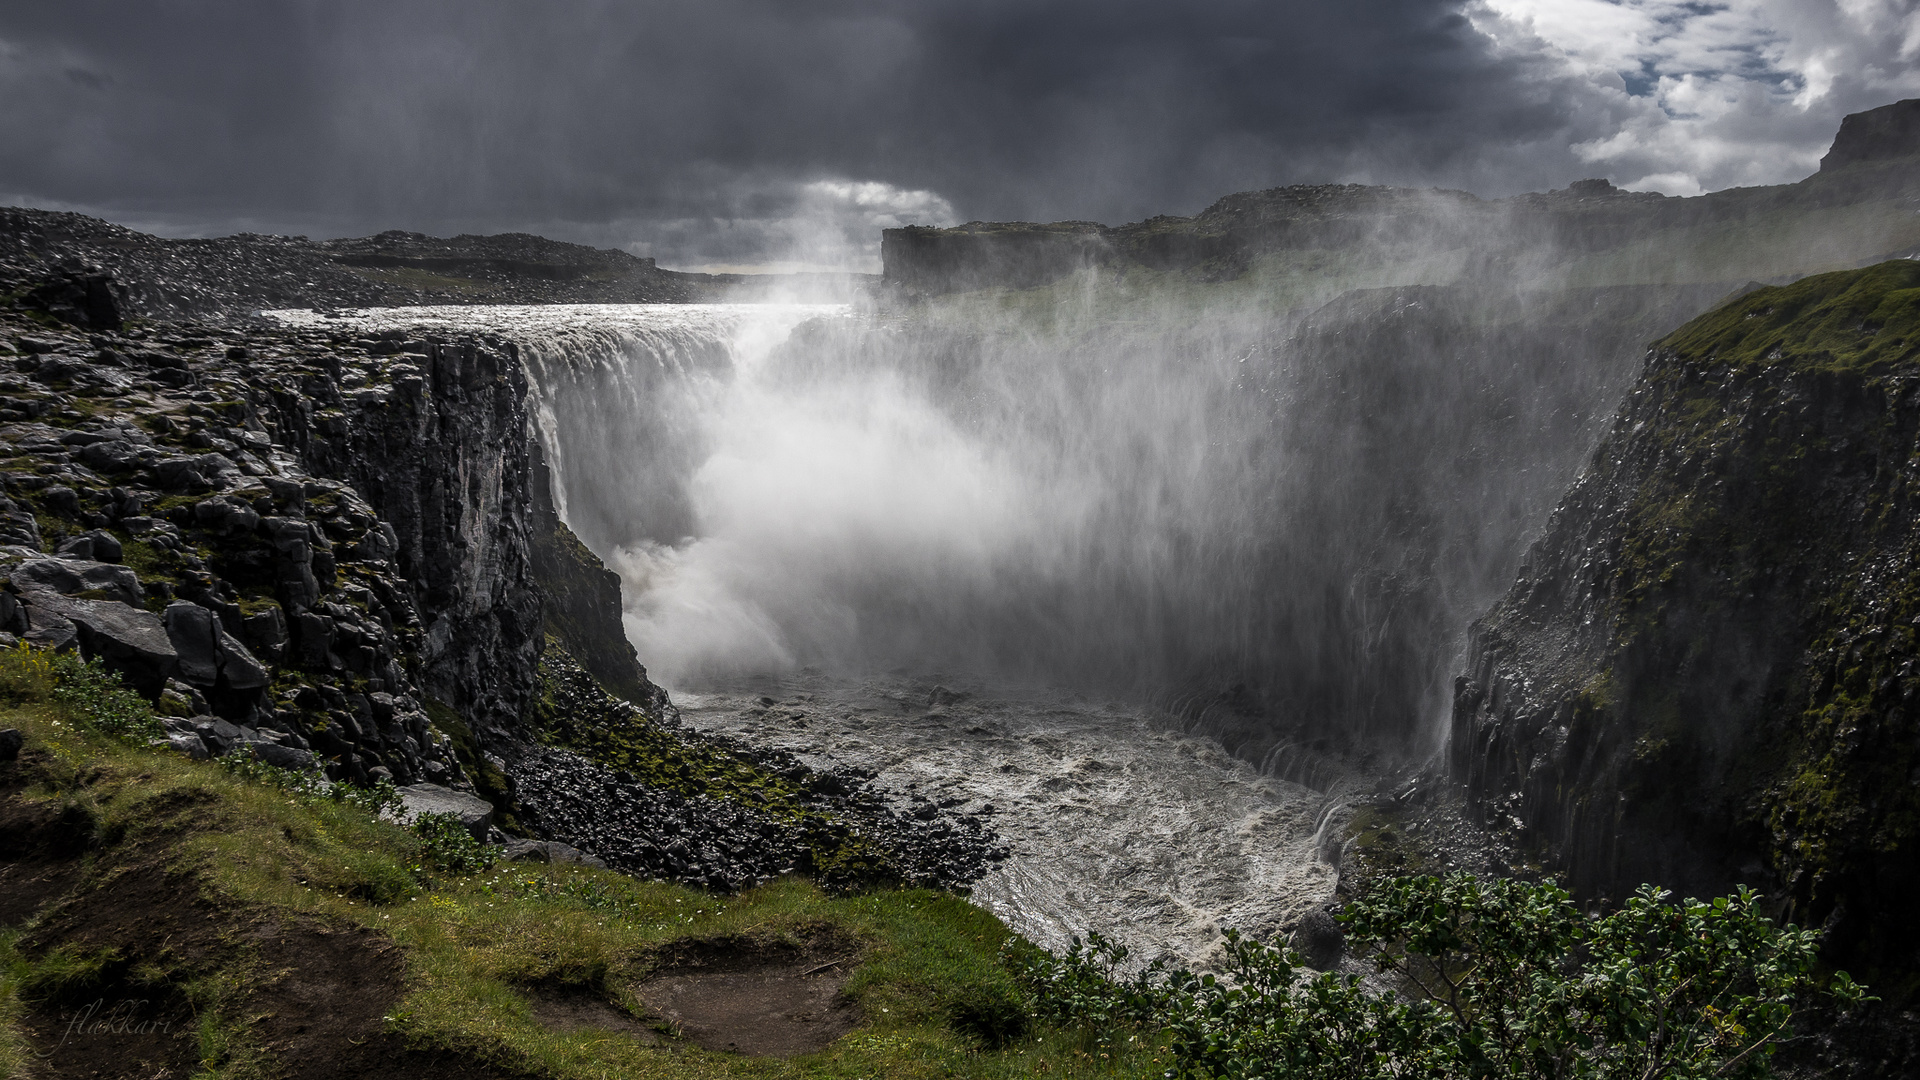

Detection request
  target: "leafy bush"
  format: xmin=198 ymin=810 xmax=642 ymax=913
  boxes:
xmin=1008 ymin=932 xmax=1164 ymax=1030
xmin=0 ymin=643 xmax=163 ymax=742
xmin=408 ymin=811 xmax=501 ymax=876
xmin=215 ymin=752 xmax=403 ymax=817
xmin=0 ymin=641 xmax=55 ymax=704
xmin=44 ymin=651 xmax=162 ymax=741
xmin=1013 ymin=873 xmax=1871 ymax=1080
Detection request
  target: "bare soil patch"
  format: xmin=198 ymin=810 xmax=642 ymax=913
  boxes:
xmin=526 ymin=985 xmax=660 ymax=1042
xmin=634 ymin=933 xmax=861 ymax=1057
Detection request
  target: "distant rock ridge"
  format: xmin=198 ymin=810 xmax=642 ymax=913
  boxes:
xmin=0 ymin=210 xmax=874 ymax=320
xmin=1821 ymin=97 xmax=1920 ymax=171
xmin=882 ymin=100 xmax=1920 ymax=296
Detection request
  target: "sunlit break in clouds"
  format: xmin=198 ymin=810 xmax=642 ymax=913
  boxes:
xmin=1474 ymin=0 xmax=1920 ymax=194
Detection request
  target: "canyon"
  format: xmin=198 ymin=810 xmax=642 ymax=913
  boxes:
xmin=0 ymin=97 xmax=1917 ymax=1078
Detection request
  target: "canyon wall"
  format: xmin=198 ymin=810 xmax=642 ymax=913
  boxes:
xmin=1452 ymin=261 xmax=1920 ymax=1003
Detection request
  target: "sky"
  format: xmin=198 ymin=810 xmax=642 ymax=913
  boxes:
xmin=0 ymin=1 xmax=1915 ymax=273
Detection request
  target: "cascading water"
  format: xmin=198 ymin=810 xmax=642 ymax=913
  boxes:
xmin=272 ymin=280 xmax=1714 ymax=959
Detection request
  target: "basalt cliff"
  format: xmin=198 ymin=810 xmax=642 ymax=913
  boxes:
xmin=0 ymin=247 xmax=999 ymax=898
xmin=1452 ymin=261 xmax=1920 ymax=1071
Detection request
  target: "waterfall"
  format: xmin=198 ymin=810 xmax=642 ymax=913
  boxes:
xmin=288 ymin=283 xmax=1714 ymax=761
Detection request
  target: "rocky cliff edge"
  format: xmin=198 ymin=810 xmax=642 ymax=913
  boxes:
xmin=1452 ymin=261 xmax=1920 ymax=1030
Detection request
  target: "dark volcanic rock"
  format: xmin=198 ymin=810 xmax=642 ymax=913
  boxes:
xmin=22 ymin=270 xmax=127 ymax=329
xmin=393 ymin=782 xmax=496 ymax=842
xmin=527 ymin=440 xmax=661 ymax=708
xmin=10 ymin=556 xmax=143 ymax=606
xmin=163 ymin=601 xmax=270 ymax=691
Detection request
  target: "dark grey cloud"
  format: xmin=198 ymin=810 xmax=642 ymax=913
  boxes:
xmin=0 ymin=1 xmax=1901 ymax=269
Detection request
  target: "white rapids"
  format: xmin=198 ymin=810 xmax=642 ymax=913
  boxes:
xmin=672 ymin=672 xmax=1348 ymax=967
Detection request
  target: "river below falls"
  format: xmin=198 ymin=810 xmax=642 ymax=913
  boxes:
xmin=670 ymin=671 xmax=1352 ymax=968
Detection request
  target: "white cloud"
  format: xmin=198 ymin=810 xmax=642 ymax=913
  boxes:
xmin=1473 ymin=0 xmax=1920 ymax=194
xmin=624 ymin=177 xmax=955 ymax=274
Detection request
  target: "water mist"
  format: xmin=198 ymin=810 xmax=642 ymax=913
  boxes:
xmin=307 ymin=278 xmax=1715 ymax=768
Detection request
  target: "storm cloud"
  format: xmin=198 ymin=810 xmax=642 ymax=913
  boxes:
xmin=1 ymin=0 xmax=1914 ymax=270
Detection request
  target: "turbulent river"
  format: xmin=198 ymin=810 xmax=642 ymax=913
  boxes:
xmin=673 ymin=673 xmax=1347 ymax=964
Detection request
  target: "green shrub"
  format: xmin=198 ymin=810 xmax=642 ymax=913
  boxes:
xmin=46 ymin=652 xmax=162 ymax=741
xmin=408 ymin=812 xmax=501 ymax=877
xmin=1015 ymin=873 xmax=1872 ymax=1080
xmin=215 ymin=753 xmax=402 ymax=817
xmin=1008 ymin=932 xmax=1163 ymax=1030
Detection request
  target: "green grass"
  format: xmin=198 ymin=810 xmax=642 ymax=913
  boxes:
xmin=1655 ymin=258 xmax=1920 ymax=373
xmin=0 ymin=647 xmax=1171 ymax=1079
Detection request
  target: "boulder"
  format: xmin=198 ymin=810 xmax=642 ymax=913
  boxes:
xmin=240 ymin=604 xmax=288 ymax=663
xmin=162 ymin=601 xmax=221 ymax=684
xmin=1289 ymin=908 xmax=1347 ymax=972
xmin=165 ymin=732 xmax=210 ymax=760
xmin=21 ymin=271 xmax=125 ymax=330
xmin=248 ymin=741 xmax=315 ymax=771
xmin=292 ymin=610 xmax=334 ymax=667
xmin=0 ymin=591 xmax=24 ymax=636
xmin=41 ymin=486 xmax=80 ymax=516
xmin=503 ymin=838 xmax=606 ymax=868
xmin=162 ymin=601 xmax=271 ymax=690
xmin=77 ymin=439 xmax=142 ymax=474
xmin=390 ymin=783 xmax=495 ymax=841
xmin=150 ymin=455 xmax=225 ymax=493
xmin=11 ymin=557 xmax=143 ymax=605
xmin=0 ymin=508 xmax=39 ymax=547
xmin=15 ymin=590 xmax=178 ymax=696
xmin=22 ymin=603 xmax=76 ymax=651
xmin=194 ymin=495 xmax=261 ymax=534
xmin=61 ymin=598 xmax=178 ymax=698
xmin=54 ymin=530 xmax=124 ymax=563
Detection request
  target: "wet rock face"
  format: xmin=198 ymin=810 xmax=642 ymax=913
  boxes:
xmin=1451 ymin=262 xmax=1920 ymax=1010
xmin=526 ymin=440 xmax=661 ymax=710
